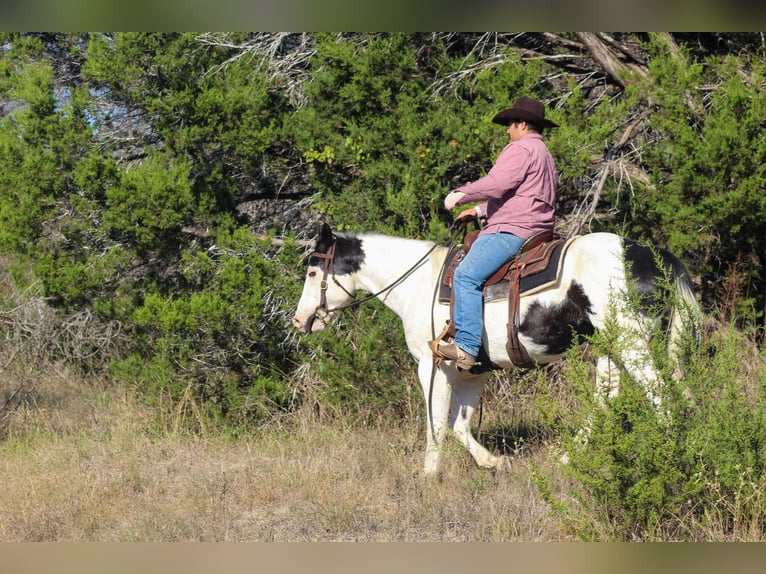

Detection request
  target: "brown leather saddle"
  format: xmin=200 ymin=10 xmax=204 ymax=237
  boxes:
xmin=436 ymin=229 xmax=568 ymax=369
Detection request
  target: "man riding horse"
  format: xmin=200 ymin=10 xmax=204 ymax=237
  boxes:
xmin=432 ymin=97 xmax=560 ymax=371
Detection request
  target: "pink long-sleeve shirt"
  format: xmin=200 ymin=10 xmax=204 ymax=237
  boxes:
xmin=455 ymin=133 xmax=557 ymax=240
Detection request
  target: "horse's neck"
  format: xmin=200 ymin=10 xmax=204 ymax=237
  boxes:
xmin=356 ymin=235 xmax=442 ymax=316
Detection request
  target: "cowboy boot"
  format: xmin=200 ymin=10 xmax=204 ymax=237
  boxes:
xmin=433 ymin=342 xmax=476 ymax=370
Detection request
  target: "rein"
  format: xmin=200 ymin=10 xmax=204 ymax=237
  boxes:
xmin=310 ymin=222 xmax=464 ymax=320
xmin=309 ymin=220 xmax=470 ymax=445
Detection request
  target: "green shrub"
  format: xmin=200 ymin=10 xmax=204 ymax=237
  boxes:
xmin=304 ymin=299 xmax=422 ymax=422
xmin=536 ymin=319 xmax=766 ymax=541
xmin=634 ymin=42 xmax=766 ymax=324
xmin=110 ymin=229 xmax=305 ymax=427
xmin=2 ymin=33 xmax=765 ymax=441
xmin=287 ymin=34 xmax=553 ymax=237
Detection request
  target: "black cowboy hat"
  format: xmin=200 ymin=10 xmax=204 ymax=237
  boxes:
xmin=492 ymin=96 xmax=559 ymax=128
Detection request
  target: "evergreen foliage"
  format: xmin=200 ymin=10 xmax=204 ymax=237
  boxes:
xmin=1 ymin=31 xmax=764 ymax=412
xmin=535 ymin=320 xmax=766 ymax=541
xmin=1 ymin=35 xmax=765 ymax=539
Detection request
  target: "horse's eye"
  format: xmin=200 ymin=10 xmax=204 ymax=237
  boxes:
xmin=308 ymin=270 xmax=316 ymax=278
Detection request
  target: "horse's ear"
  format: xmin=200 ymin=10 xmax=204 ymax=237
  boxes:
xmin=315 ymin=222 xmax=334 ymax=253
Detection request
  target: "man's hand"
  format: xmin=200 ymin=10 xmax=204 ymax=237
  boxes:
xmin=444 ymin=190 xmax=465 ymax=211
xmin=455 ymin=207 xmax=478 ymax=226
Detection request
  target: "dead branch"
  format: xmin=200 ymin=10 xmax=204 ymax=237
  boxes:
xmin=562 ymin=110 xmax=654 ymax=237
xmin=574 ymin=32 xmax=649 ymax=88
xmin=253 ymin=234 xmax=316 ymax=248
xmin=196 ymin=32 xmax=317 ymax=107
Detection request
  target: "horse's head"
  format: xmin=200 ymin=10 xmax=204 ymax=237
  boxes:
xmin=292 ymin=223 xmax=363 ymax=333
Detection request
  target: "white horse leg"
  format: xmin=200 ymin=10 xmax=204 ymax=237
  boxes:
xmin=450 ymin=371 xmax=506 ymax=470
xmin=607 ymin=304 xmax=667 ymax=414
xmin=580 ymin=355 xmax=619 ymax=440
xmin=618 ymin=342 xmax=666 ymax=414
xmin=565 ymin=355 xmax=620 ymax=464
xmin=595 ymin=355 xmax=620 ymax=406
xmin=574 ymin=356 xmax=620 ymax=448
xmin=418 ymin=358 xmax=452 ymax=476
xmin=601 ymin=311 xmax=669 ymax=416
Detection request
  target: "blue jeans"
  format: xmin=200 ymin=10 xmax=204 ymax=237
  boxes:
xmin=453 ymin=231 xmax=525 ymax=356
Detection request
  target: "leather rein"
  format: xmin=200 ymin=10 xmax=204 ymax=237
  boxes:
xmin=307 ymin=224 xmax=463 ymax=330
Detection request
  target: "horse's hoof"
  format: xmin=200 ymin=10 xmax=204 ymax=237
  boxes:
xmin=490 ymin=455 xmax=513 ymax=473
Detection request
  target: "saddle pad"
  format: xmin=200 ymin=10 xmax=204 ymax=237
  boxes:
xmin=438 ymin=237 xmax=572 ymax=304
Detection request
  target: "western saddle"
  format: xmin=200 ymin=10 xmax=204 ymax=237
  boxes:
xmin=433 ymin=228 xmax=566 ymax=370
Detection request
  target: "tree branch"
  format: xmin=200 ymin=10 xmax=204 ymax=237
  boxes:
xmin=574 ymin=32 xmax=649 ymax=88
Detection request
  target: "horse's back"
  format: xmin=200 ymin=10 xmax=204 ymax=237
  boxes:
xmin=561 ymin=232 xmax=697 ymax=326
xmin=558 ymin=232 xmax=627 ymax=291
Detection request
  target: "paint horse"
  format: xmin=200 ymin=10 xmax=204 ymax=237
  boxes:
xmin=293 ymin=222 xmax=700 ymax=476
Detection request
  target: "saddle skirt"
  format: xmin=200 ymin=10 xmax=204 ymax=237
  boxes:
xmin=435 ymin=229 xmax=573 ymax=370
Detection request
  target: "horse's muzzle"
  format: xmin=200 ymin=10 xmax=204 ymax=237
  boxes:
xmin=292 ymin=314 xmax=313 ymax=333
xmin=293 ymin=310 xmax=327 ymax=334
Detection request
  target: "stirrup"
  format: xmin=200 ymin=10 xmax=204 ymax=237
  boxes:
xmin=429 ymin=321 xmax=453 ymax=366
xmin=429 ymin=322 xmax=452 ymax=356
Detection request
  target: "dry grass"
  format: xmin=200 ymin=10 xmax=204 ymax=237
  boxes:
xmin=0 ymin=354 xmax=584 ymax=541
xmin=0 ymin=253 xmax=573 ymax=542
xmin=0 ymin=357 xmax=574 ymax=542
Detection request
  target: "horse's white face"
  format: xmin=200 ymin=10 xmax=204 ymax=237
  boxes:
xmin=293 ymin=223 xmax=365 ymax=334
xmin=292 ymin=262 xmax=356 ymax=334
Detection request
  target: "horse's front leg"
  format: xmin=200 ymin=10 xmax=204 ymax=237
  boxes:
xmin=418 ymin=357 xmax=452 ymax=476
xmin=450 ymin=370 xmax=508 ymax=471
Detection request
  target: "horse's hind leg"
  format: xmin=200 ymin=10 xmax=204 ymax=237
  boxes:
xmin=604 ymin=304 xmax=666 ymax=412
xmin=595 ymin=355 xmax=620 ymax=405
xmin=566 ymin=355 xmax=619 ymax=457
xmin=450 ymin=371 xmax=507 ymax=471
xmin=565 ymin=335 xmax=665 ymax=464
xmin=619 ymin=342 xmax=666 ymax=415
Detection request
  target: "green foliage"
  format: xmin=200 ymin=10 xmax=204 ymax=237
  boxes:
xmin=1 ymin=32 xmax=765 ymax=438
xmin=630 ymin=40 xmax=766 ymax=320
xmin=103 ymin=153 xmax=194 ymax=252
xmin=287 ymin=34 xmax=552 ymax=236
xmin=110 ymin=228 xmax=303 ymax=426
xmin=303 ymin=299 xmax=421 ymax=420
xmin=83 ymin=32 xmax=287 ymax=221
xmin=536 ymin=317 xmax=766 ymax=541
xmin=0 ymin=57 xmax=93 ymax=255
xmin=0 ymin=33 xmax=311 ymax=422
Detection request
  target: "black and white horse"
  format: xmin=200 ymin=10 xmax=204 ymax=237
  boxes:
xmin=293 ymin=223 xmax=700 ymax=476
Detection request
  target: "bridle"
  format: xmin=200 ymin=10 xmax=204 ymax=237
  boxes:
xmin=305 ymin=223 xmax=464 ymax=332
xmin=310 ymin=240 xmax=337 ymax=322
